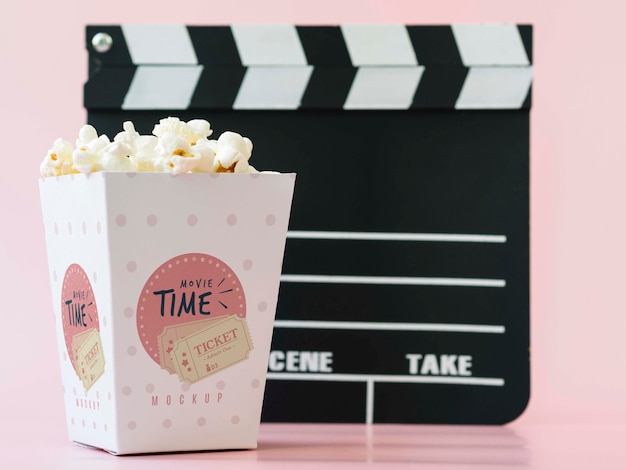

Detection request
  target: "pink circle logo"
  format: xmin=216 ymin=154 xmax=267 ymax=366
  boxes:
xmin=61 ymin=264 xmax=105 ymax=389
xmin=137 ymin=253 xmax=247 ymax=371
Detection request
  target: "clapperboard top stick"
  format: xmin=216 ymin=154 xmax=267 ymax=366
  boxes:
xmin=85 ymin=24 xmax=532 ymax=111
xmin=85 ymin=23 xmax=532 ymax=425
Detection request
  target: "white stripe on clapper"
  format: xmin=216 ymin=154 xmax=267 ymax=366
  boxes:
xmin=451 ymin=23 xmax=530 ymax=66
xmin=233 ymin=66 xmax=313 ymax=110
xmin=340 ymin=24 xmax=418 ymax=66
xmin=122 ymin=66 xmax=203 ymax=110
xmin=280 ymin=274 xmax=505 ymax=288
xmin=231 ymin=25 xmax=308 ymax=65
xmin=121 ymin=24 xmax=198 ymax=65
xmin=343 ymin=66 xmax=425 ymax=110
xmin=274 ymin=320 xmax=505 ymax=334
xmin=287 ymin=230 xmax=507 ymax=243
xmin=455 ymin=66 xmax=533 ymax=110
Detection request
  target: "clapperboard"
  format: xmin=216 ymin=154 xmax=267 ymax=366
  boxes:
xmin=85 ymin=24 xmax=532 ymax=424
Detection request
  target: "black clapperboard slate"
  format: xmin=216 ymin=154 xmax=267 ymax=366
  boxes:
xmin=85 ymin=24 xmax=532 ymax=424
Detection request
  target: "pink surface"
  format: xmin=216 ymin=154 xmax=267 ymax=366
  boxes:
xmin=1 ymin=420 xmax=625 ymax=469
xmin=2 ymin=0 xmax=626 ymax=466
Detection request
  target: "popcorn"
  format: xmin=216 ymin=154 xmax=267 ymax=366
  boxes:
xmin=214 ymin=131 xmax=256 ymax=174
xmin=152 ymin=117 xmax=213 ymax=145
xmin=191 ymin=138 xmax=218 ymax=173
xmin=72 ymin=125 xmax=111 ymax=174
xmin=40 ymin=118 xmax=259 ymax=177
xmin=153 ymin=133 xmax=202 ymax=175
xmin=40 ymin=138 xmax=76 ymax=177
xmin=187 ymin=119 xmax=214 ymax=142
xmin=100 ymin=141 xmax=134 ymax=172
xmin=114 ymin=121 xmax=158 ymax=172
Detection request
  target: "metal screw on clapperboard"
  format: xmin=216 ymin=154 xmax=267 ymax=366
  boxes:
xmin=91 ymin=32 xmax=113 ymax=53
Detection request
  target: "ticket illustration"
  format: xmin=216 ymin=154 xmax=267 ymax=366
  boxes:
xmin=157 ymin=317 xmax=223 ymax=374
xmin=71 ymin=328 xmax=94 ymax=365
xmin=170 ymin=315 xmax=253 ymax=384
xmin=72 ymin=327 xmax=105 ymax=390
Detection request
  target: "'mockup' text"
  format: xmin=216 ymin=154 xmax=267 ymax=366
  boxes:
xmin=151 ymin=392 xmax=223 ymax=407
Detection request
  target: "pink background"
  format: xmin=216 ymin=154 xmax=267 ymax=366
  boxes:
xmin=2 ymin=0 xmax=625 ymax=463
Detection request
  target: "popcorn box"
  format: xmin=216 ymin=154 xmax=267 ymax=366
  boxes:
xmin=39 ymin=171 xmax=296 ymax=454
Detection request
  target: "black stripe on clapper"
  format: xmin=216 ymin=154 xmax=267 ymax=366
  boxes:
xmin=412 ymin=67 xmax=468 ymax=109
xmin=86 ymin=26 xmax=133 ymax=69
xmin=187 ymin=26 xmax=245 ymax=109
xmin=297 ymin=26 xmax=356 ymax=109
xmin=84 ymin=67 xmax=136 ymax=110
xmin=187 ymin=26 xmax=242 ymax=65
xmin=189 ymin=67 xmax=246 ymax=109
xmin=407 ymin=26 xmax=464 ymax=65
xmin=517 ymin=25 xmax=533 ymax=64
xmin=408 ymin=26 xmax=467 ymax=108
xmin=85 ymin=26 xmax=136 ymax=109
xmin=518 ymin=25 xmax=533 ymax=109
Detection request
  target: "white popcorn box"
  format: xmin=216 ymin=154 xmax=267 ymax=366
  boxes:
xmin=39 ymin=171 xmax=296 ymax=454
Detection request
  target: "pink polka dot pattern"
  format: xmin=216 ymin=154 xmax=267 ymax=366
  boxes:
xmin=216 ymin=381 xmax=226 ymax=390
xmin=115 ymin=214 xmax=126 ymax=227
xmin=251 ymin=379 xmax=260 ymax=389
xmin=265 ymin=214 xmax=276 ymax=226
xmin=258 ymin=301 xmax=268 ymax=312
xmin=127 ymin=346 xmax=137 ymax=356
xmin=197 ymin=417 xmax=206 ymax=426
xmin=147 ymin=214 xmax=157 ymax=227
xmin=123 ymin=307 xmax=134 ymax=318
xmin=231 ymin=416 xmax=240 ymax=425
xmin=227 ymin=214 xmax=237 ymax=226
xmin=93 ymin=272 xmax=98 ymax=283
xmin=54 ymin=222 xmax=59 ymax=235
xmin=82 ymin=222 xmax=87 ymax=234
xmin=126 ymin=261 xmax=137 ymax=272
xmin=122 ymin=386 xmax=132 ymax=396
xmin=163 ymin=419 xmax=172 ymax=428
xmin=181 ymin=382 xmax=190 ymax=392
xmin=68 ymin=222 xmax=73 ymax=235
xmin=97 ymin=221 xmax=102 ymax=234
xmin=128 ymin=421 xmax=137 ymax=430
xmin=243 ymin=259 xmax=253 ymax=271
xmin=187 ymin=214 xmax=198 ymax=226
xmin=146 ymin=384 xmax=155 ymax=393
